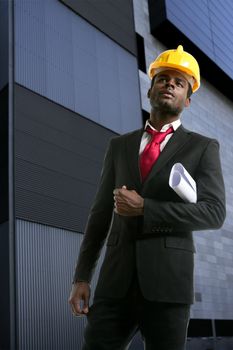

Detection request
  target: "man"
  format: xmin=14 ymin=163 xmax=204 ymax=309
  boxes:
xmin=69 ymin=45 xmax=225 ymax=350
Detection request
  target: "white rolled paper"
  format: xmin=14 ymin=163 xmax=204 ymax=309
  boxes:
xmin=169 ymin=163 xmax=197 ymax=203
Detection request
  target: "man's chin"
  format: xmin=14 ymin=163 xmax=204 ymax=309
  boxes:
xmin=157 ymin=102 xmax=181 ymax=115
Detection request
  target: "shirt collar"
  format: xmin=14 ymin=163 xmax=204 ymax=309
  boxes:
xmin=144 ymin=119 xmax=181 ymax=132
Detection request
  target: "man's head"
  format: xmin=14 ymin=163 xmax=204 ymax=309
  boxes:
xmin=148 ymin=45 xmax=200 ymax=93
xmin=147 ymin=45 xmax=200 ymax=117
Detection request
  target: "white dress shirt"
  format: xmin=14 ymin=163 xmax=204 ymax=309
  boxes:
xmin=139 ymin=119 xmax=181 ymax=155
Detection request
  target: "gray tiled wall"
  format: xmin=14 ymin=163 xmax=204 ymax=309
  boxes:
xmin=133 ymin=0 xmax=233 ymax=320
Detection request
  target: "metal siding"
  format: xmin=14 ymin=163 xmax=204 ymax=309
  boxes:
xmin=166 ymin=1 xmax=214 ymax=54
xmin=14 ymin=0 xmax=47 ymax=95
xmin=166 ymin=10 xmax=215 ymax=61
xmin=59 ymin=0 xmax=136 ymax=55
xmin=211 ymin=17 xmax=233 ymax=46
xmin=15 ymin=158 xmax=96 ymax=207
xmin=168 ymin=0 xmax=211 ymax=29
xmin=166 ymin=0 xmax=233 ymax=79
xmin=45 ymin=0 xmax=75 ymax=111
xmin=15 ymin=220 xmax=92 ymax=349
xmin=0 ymin=222 xmax=11 ymax=350
xmin=15 ymin=186 xmax=90 ymax=233
xmin=15 ymin=85 xmax=116 ymax=232
xmin=15 ymin=130 xmax=101 ymax=185
xmin=14 ymin=0 xmax=142 ymax=134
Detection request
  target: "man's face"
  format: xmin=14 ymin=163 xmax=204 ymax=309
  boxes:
xmin=148 ymin=70 xmax=191 ymax=116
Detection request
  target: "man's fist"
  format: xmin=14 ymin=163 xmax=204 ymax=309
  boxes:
xmin=113 ymin=186 xmax=144 ymax=216
xmin=68 ymin=282 xmax=90 ymax=316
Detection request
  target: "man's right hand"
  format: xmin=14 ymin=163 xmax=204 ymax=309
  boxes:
xmin=68 ymin=281 xmax=90 ymax=316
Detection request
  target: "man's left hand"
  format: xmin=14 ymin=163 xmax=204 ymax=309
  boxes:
xmin=113 ymin=186 xmax=144 ymax=216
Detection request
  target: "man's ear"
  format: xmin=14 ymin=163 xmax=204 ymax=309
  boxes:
xmin=185 ymin=97 xmax=191 ymax=108
xmin=147 ymin=88 xmax=151 ymax=98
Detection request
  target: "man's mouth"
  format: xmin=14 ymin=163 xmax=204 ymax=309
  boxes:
xmin=160 ymin=90 xmax=174 ymax=98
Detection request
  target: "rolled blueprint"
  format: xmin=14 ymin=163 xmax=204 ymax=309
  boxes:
xmin=169 ymin=163 xmax=197 ymax=203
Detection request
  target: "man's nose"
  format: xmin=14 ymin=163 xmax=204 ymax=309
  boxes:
xmin=165 ymin=79 xmax=175 ymax=88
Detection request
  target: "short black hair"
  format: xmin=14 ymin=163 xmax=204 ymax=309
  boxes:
xmin=187 ymin=83 xmax=193 ymax=98
xmin=150 ymin=76 xmax=193 ymax=98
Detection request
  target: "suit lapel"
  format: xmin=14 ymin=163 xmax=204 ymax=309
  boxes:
xmin=125 ymin=128 xmax=144 ymax=190
xmin=143 ymin=125 xmax=191 ymax=185
xmin=125 ymin=125 xmax=192 ymax=191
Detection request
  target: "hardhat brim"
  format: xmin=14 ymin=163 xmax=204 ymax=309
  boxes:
xmin=149 ymin=62 xmax=200 ymax=92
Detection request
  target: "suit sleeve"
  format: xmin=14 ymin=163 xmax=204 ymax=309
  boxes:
xmin=73 ymin=140 xmax=115 ymax=283
xmin=143 ymin=139 xmax=226 ymax=234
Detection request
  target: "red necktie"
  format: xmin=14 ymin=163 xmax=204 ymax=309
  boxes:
xmin=140 ymin=126 xmax=173 ymax=182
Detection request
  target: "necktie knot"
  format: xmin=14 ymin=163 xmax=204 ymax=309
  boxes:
xmin=145 ymin=126 xmax=173 ymax=144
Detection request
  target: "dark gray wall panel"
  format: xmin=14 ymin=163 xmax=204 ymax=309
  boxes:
xmin=15 ymin=84 xmax=116 ymax=232
xmin=0 ymin=87 xmax=8 ymax=223
xmin=0 ymin=0 xmax=8 ymax=90
xmin=60 ymin=0 xmax=137 ymax=55
xmin=15 ymin=187 xmax=89 ymax=233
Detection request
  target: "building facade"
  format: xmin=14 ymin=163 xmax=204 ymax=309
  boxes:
xmin=0 ymin=0 xmax=233 ymax=349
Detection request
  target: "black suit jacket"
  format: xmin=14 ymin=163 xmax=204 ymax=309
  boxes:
xmin=74 ymin=125 xmax=226 ymax=304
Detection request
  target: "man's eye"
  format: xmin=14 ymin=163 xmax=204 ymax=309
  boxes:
xmin=158 ymin=78 xmax=167 ymax=83
xmin=177 ymin=81 xmax=184 ymax=87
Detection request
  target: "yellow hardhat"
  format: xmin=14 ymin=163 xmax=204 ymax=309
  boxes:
xmin=148 ymin=45 xmax=200 ymax=92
